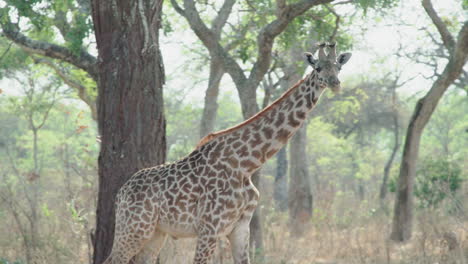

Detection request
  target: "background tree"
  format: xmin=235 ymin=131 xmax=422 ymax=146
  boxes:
xmin=0 ymin=66 xmax=59 ymax=264
xmin=170 ymin=0 xmax=349 ymax=250
xmin=390 ymin=0 xmax=468 ymax=242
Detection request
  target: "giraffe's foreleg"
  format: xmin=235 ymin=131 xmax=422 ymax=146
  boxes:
xmin=193 ymin=235 xmax=217 ymax=264
xmin=227 ymin=214 xmax=253 ymax=264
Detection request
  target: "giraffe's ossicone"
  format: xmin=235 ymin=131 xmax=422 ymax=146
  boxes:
xmin=103 ymin=43 xmax=351 ymax=264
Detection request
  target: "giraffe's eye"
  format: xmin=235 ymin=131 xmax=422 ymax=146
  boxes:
xmin=316 ymin=67 xmax=322 ymax=72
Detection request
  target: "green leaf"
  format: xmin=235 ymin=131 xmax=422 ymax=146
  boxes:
xmin=41 ymin=203 xmax=52 ymax=217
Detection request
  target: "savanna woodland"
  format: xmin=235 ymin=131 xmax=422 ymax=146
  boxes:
xmin=0 ymin=0 xmax=467 ymax=263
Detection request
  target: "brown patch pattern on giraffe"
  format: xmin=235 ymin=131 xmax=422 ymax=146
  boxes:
xmin=102 ymin=49 xmax=342 ymax=263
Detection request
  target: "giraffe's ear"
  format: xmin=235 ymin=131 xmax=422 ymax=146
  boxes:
xmin=337 ymin=52 xmax=352 ymax=66
xmin=304 ymin=52 xmax=317 ymax=67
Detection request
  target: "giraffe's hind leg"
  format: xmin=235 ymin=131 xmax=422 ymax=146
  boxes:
xmin=103 ymin=222 xmax=158 ymax=264
xmin=133 ymin=229 xmax=168 ymax=264
xmin=103 ymin=200 xmax=159 ymax=264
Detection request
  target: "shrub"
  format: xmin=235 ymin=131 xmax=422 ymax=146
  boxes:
xmin=414 ymin=158 xmax=463 ymax=208
xmin=388 ymin=158 xmax=463 ymax=208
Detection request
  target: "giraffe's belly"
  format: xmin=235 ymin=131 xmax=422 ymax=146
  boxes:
xmin=157 ymin=220 xmax=197 ymax=238
xmin=156 ymin=203 xmax=198 ymax=238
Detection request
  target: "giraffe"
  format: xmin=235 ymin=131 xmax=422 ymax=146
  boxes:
xmin=103 ymin=43 xmax=352 ymax=264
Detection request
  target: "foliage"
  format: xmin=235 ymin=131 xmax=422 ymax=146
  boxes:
xmin=0 ymin=258 xmax=23 ymax=264
xmin=0 ymin=39 xmax=30 ymax=79
xmin=1 ymin=0 xmax=94 ymax=54
xmin=414 ymin=158 xmax=463 ymax=208
xmin=0 ymin=0 xmax=97 ymax=113
xmin=355 ymin=0 xmax=398 ymax=12
xmin=0 ymin=88 xmax=98 ymax=263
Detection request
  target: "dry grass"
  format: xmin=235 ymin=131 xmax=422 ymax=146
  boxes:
xmin=157 ymin=195 xmax=467 ymax=264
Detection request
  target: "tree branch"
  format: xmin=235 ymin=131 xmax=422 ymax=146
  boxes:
xmin=324 ymin=4 xmax=340 ymax=41
xmin=422 ymin=0 xmax=456 ymax=51
xmin=211 ymin=0 xmax=236 ymax=37
xmin=171 ymin=0 xmax=248 ymax=87
xmin=172 ymin=0 xmax=332 ymax=118
xmin=250 ymin=0 xmax=333 ymax=86
xmin=0 ymin=40 xmax=13 ymax=62
xmin=1 ymin=22 xmax=98 ymax=79
xmin=33 ymin=57 xmax=97 ymax=120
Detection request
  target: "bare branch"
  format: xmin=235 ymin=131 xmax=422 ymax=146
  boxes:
xmin=0 ymin=41 xmax=13 ymax=62
xmin=422 ymin=0 xmax=456 ymax=51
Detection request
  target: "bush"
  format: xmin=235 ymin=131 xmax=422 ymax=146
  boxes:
xmin=414 ymin=158 xmax=463 ymax=208
xmin=388 ymin=158 xmax=463 ymax=208
xmin=0 ymin=258 xmax=23 ymax=264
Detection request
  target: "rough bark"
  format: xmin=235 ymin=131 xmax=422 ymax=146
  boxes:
xmin=90 ymin=1 xmax=166 ymax=263
xmin=390 ymin=9 xmax=468 ymax=241
xmin=288 ymin=124 xmax=313 ymax=236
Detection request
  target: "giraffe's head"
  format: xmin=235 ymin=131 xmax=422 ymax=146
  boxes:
xmin=304 ymin=43 xmax=352 ymax=93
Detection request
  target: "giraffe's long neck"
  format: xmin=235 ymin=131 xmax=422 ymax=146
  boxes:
xmin=196 ymin=71 xmax=326 ymax=175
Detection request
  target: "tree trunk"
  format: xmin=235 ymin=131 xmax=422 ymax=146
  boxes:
xmin=274 ymin=147 xmax=288 ymax=211
xmin=241 ymin=95 xmax=264 ymax=254
xmin=380 ymin=111 xmax=399 ymax=201
xmin=90 ymin=1 xmax=166 ymax=263
xmin=200 ymin=59 xmax=224 ymax=138
xmin=288 ymin=124 xmax=313 ymax=236
xmin=390 ymin=21 xmax=468 ymax=242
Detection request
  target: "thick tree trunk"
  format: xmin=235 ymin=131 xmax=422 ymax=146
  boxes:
xmin=288 ymin=124 xmax=313 ymax=236
xmin=200 ymin=59 xmax=224 ymax=138
xmin=91 ymin=1 xmax=166 ymax=263
xmin=390 ymin=21 xmax=468 ymax=242
xmin=274 ymin=147 xmax=288 ymax=211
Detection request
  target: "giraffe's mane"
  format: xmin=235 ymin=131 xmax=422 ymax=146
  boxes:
xmin=196 ymin=77 xmax=307 ymax=149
